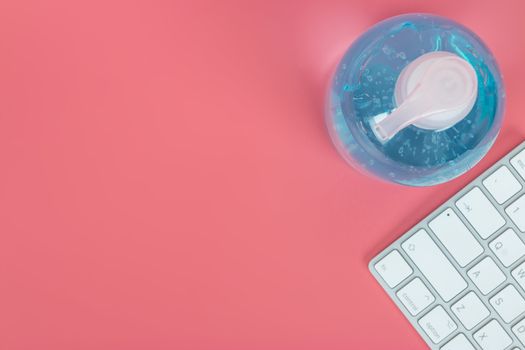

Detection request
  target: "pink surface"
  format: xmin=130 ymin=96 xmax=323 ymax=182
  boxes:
xmin=1 ymin=1 xmax=525 ymax=349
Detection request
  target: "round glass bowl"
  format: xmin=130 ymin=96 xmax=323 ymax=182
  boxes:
xmin=325 ymin=14 xmax=505 ymax=186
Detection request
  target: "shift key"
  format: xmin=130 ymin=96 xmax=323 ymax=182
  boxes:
xmin=402 ymin=229 xmax=467 ymax=302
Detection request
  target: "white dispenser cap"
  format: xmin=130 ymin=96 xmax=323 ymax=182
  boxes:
xmin=370 ymin=51 xmax=478 ymax=143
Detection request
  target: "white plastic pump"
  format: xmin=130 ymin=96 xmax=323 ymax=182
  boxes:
xmin=370 ymin=51 xmax=478 ymax=143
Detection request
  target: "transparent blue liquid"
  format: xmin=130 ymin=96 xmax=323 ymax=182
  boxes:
xmin=327 ymin=15 xmax=504 ymax=186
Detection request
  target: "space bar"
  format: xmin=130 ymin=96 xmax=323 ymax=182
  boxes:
xmin=402 ymin=229 xmax=467 ymax=302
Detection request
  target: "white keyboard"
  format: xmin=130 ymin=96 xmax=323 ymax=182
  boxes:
xmin=370 ymin=141 xmax=525 ymax=350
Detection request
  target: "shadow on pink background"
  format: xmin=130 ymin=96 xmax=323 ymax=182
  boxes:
xmin=1 ymin=0 xmax=524 ymax=349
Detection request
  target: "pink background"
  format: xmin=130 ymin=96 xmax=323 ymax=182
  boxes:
xmin=1 ymin=0 xmax=524 ymax=349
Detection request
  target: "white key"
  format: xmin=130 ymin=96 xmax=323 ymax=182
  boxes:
xmin=402 ymin=229 xmax=467 ymax=301
xmin=506 ymin=194 xmax=525 ymax=232
xmin=489 ymin=228 xmax=525 ymax=267
xmin=429 ymin=208 xmax=483 ymax=267
xmin=512 ymin=260 xmax=525 ymax=290
xmin=483 ymin=166 xmax=522 ymax=204
xmin=474 ymin=319 xmax=512 ymax=350
xmin=396 ymin=278 xmax=435 ymax=316
xmin=374 ymin=250 xmax=413 ymax=288
xmin=490 ymin=285 xmax=525 ymax=323
xmin=512 ymin=317 xmax=525 ymax=346
xmin=456 ymin=187 xmax=505 ymax=239
xmin=467 ymin=257 xmax=506 ymax=295
xmin=511 ymin=148 xmax=525 ymax=180
xmin=441 ymin=334 xmax=475 ymax=350
xmin=418 ymin=306 xmax=457 ymax=344
xmin=451 ymin=292 xmax=490 ymax=330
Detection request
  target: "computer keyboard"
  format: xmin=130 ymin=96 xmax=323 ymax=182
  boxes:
xmin=369 ymin=141 xmax=525 ymax=350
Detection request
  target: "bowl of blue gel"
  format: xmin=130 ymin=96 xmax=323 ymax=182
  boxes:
xmin=326 ymin=13 xmax=505 ymax=186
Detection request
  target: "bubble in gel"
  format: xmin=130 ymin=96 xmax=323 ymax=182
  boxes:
xmin=397 ymin=52 xmax=407 ymax=60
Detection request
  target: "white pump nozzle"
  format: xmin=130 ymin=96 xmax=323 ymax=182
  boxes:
xmin=369 ymin=51 xmax=478 ymax=143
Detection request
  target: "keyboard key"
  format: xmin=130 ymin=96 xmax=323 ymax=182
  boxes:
xmin=396 ymin=278 xmax=435 ymax=316
xmin=402 ymin=229 xmax=467 ymax=302
xmin=418 ymin=306 xmax=457 ymax=344
xmin=511 ymin=148 xmax=525 ymax=180
xmin=441 ymin=334 xmax=475 ymax=350
xmin=374 ymin=250 xmax=412 ymax=288
xmin=451 ymin=292 xmax=490 ymax=330
xmin=483 ymin=166 xmax=522 ymax=204
xmin=456 ymin=187 xmax=505 ymax=239
xmin=512 ymin=260 xmax=525 ymax=290
xmin=490 ymin=285 xmax=525 ymax=323
xmin=489 ymin=228 xmax=525 ymax=267
xmin=506 ymin=194 xmax=525 ymax=232
xmin=369 ymin=143 xmax=525 ymax=350
xmin=429 ymin=208 xmax=483 ymax=267
xmin=512 ymin=317 xmax=525 ymax=346
xmin=467 ymin=257 xmax=506 ymax=295
xmin=474 ymin=319 xmax=512 ymax=350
